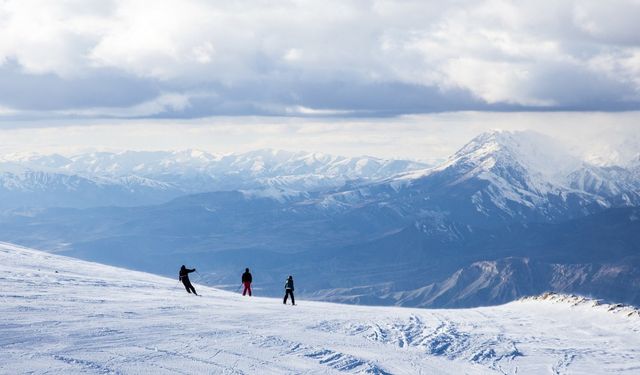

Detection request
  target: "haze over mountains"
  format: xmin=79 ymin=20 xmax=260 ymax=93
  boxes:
xmin=1 ymin=130 xmax=638 ymax=308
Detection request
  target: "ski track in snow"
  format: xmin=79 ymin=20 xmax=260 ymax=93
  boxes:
xmin=1 ymin=242 xmax=640 ymax=374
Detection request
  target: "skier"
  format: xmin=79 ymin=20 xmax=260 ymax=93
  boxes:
xmin=241 ymin=268 xmax=252 ymax=296
xmin=179 ymin=265 xmax=198 ymax=295
xmin=283 ymin=275 xmax=295 ymax=305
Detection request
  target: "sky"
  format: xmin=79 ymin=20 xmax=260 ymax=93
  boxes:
xmin=0 ymin=0 xmax=639 ymax=161
xmin=1 ymin=112 xmax=638 ymax=165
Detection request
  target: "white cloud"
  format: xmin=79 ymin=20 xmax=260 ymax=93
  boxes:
xmin=284 ymin=106 xmax=354 ymax=116
xmin=0 ymin=0 xmax=639 ymax=112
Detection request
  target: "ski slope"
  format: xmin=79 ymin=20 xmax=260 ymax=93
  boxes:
xmin=1 ymin=242 xmax=639 ymax=374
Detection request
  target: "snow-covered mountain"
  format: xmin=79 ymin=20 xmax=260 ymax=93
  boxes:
xmin=0 ymin=130 xmax=638 ymax=310
xmin=434 ymin=130 xmax=582 ymax=186
xmin=0 ymin=149 xmax=428 ymax=208
xmin=2 ymin=131 xmax=638 ymax=214
xmin=375 ymin=130 xmax=640 ymax=224
xmin=0 ymin=170 xmax=179 ymax=208
xmin=568 ymin=164 xmax=640 ymax=205
xmin=2 ymin=242 xmax=639 ymax=374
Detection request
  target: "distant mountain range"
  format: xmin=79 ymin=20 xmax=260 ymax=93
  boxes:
xmin=1 ymin=130 xmax=638 ymax=308
xmin=0 ymin=149 xmax=428 ymax=208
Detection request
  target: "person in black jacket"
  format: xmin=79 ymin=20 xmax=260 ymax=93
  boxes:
xmin=283 ymin=275 xmax=295 ymax=305
xmin=179 ymin=265 xmax=198 ymax=295
xmin=241 ymin=268 xmax=252 ymax=296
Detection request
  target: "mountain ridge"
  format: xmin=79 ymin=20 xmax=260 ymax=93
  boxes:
xmin=0 ymin=149 xmax=429 ymax=208
xmin=0 ymin=130 xmax=638 ymax=309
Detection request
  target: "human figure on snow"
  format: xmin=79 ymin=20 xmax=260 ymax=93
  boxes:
xmin=283 ymin=275 xmax=295 ymax=305
xmin=179 ymin=265 xmax=198 ymax=295
xmin=241 ymin=268 xmax=252 ymax=296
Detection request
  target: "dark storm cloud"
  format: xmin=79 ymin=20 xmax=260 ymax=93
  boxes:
xmin=0 ymin=61 xmax=159 ymax=111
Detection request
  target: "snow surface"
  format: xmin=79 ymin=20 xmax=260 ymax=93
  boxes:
xmin=2 ymin=242 xmax=640 ymax=374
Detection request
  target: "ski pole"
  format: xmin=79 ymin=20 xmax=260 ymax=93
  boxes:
xmin=194 ymin=270 xmax=203 ymax=283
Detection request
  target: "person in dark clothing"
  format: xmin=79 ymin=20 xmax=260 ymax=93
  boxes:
xmin=283 ymin=275 xmax=295 ymax=305
xmin=179 ymin=265 xmax=198 ymax=295
xmin=241 ymin=268 xmax=252 ymax=296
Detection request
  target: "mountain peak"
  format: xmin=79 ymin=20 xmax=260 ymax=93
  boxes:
xmin=444 ymin=130 xmax=581 ymax=182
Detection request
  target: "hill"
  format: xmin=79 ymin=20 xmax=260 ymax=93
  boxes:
xmin=1 ymin=242 xmax=639 ymax=374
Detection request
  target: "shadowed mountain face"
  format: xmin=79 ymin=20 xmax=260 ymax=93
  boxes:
xmin=0 ymin=130 xmax=639 ymax=308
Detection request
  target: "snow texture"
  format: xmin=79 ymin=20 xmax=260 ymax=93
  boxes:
xmin=2 ymin=242 xmax=640 ymax=374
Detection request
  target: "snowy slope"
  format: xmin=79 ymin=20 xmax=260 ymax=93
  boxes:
xmin=2 ymin=242 xmax=640 ymax=374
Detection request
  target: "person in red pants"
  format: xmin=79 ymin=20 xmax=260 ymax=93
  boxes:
xmin=241 ymin=268 xmax=252 ymax=296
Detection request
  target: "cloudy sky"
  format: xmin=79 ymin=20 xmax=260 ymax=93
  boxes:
xmin=0 ymin=0 xmax=639 ymax=161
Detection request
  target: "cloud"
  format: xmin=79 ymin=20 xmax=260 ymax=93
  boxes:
xmin=55 ymin=93 xmax=192 ymax=117
xmin=0 ymin=60 xmax=159 ymax=111
xmin=1 ymin=0 xmax=639 ymax=118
